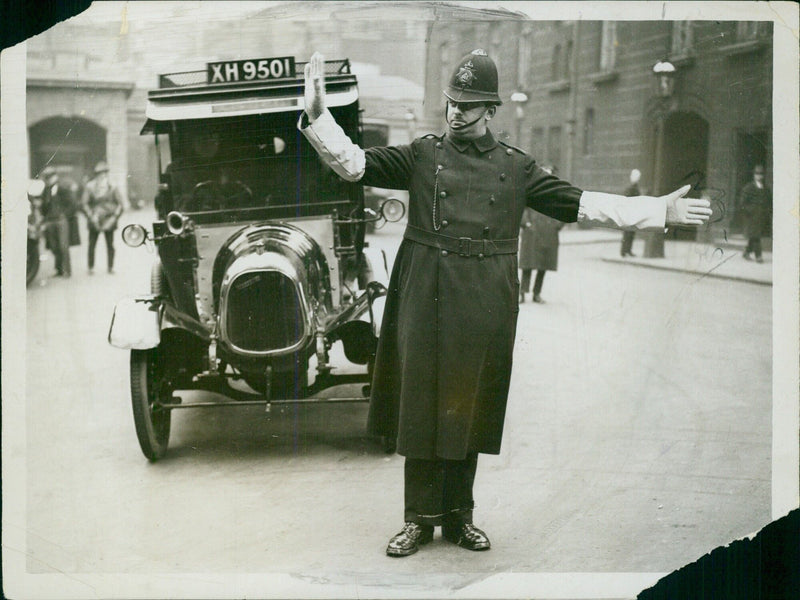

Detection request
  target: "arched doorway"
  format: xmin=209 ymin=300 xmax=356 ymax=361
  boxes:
xmin=654 ymin=111 xmax=709 ymax=241
xmin=29 ymin=117 xmax=107 ymax=189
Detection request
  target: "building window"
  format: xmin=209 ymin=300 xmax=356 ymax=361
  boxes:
xmin=599 ymin=21 xmax=617 ymax=72
xmin=518 ymin=25 xmax=533 ymax=89
xmin=530 ymin=127 xmax=544 ymax=159
xmin=671 ymin=21 xmax=694 ymax=56
xmin=583 ymin=108 xmax=595 ymax=156
xmin=440 ymin=41 xmax=451 ymax=88
xmin=551 ymin=44 xmax=562 ymax=81
xmin=736 ymin=22 xmax=761 ymax=41
xmin=564 ymin=39 xmax=574 ymax=79
xmin=547 ymin=126 xmax=562 ymax=170
xmin=491 ymin=25 xmax=502 ymax=58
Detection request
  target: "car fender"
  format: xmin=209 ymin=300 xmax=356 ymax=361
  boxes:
xmin=108 ymin=296 xmax=161 ymax=349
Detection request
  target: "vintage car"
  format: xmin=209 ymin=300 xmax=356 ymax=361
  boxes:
xmin=108 ymin=56 xmax=403 ymax=460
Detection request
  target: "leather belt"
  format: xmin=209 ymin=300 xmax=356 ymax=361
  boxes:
xmin=404 ymin=224 xmax=518 ymax=258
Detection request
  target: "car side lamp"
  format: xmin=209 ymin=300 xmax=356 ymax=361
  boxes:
xmin=122 ymin=223 xmax=148 ymax=247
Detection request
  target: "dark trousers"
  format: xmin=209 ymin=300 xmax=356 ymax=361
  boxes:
xmin=404 ymin=454 xmax=478 ymax=527
xmin=88 ymin=228 xmax=115 ymax=270
xmin=46 ymin=217 xmax=71 ymax=276
xmin=521 ymin=269 xmax=546 ymax=295
xmin=745 ymin=237 xmax=762 ymax=259
xmin=621 ymin=231 xmax=635 ymax=255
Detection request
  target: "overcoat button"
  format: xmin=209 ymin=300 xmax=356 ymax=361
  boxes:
xmin=441 ymin=220 xmax=449 ymax=228
xmin=441 ymin=250 xmax=449 ymax=257
xmin=489 ymin=195 xmax=495 ymax=204
xmin=478 ymin=253 xmax=485 ymax=259
xmin=436 ymin=142 xmax=443 ymax=148
xmin=499 ymin=173 xmax=506 ymax=181
xmin=439 ymin=191 xmax=447 ymax=198
xmin=506 ymin=149 xmax=513 ymax=155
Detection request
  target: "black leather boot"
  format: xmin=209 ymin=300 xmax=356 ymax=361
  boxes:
xmin=386 ymin=522 xmax=434 ymax=557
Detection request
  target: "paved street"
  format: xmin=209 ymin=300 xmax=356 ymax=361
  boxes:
xmin=21 ymin=209 xmax=772 ymax=597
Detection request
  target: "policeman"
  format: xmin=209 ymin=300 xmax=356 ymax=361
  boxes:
xmin=299 ymin=50 xmax=711 ymax=557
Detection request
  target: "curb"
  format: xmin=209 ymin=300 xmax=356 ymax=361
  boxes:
xmin=601 ymin=257 xmax=772 ymax=286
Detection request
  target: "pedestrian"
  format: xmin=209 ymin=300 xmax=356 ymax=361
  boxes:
xmin=299 ymin=50 xmax=711 ymax=557
xmin=738 ymin=164 xmax=771 ymax=263
xmin=81 ymin=161 xmax=123 ymax=274
xmin=519 ymin=162 xmax=563 ymax=303
xmin=519 ymin=206 xmax=563 ymax=304
xmin=620 ymin=168 xmax=642 ymax=257
xmin=41 ymin=166 xmax=75 ymax=278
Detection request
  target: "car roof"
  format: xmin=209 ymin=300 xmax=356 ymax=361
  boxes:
xmin=141 ymin=58 xmax=359 ymax=134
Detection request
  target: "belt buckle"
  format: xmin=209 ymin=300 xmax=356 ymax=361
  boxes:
xmin=457 ymin=237 xmax=471 ymax=257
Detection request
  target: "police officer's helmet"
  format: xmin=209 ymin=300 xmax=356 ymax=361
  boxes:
xmin=443 ymin=49 xmax=502 ymax=106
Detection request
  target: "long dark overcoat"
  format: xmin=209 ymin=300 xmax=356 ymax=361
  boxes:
xmin=518 ymin=207 xmax=562 ymax=272
xmin=738 ymin=181 xmax=772 ymax=239
xmin=363 ymin=129 xmax=583 ymax=460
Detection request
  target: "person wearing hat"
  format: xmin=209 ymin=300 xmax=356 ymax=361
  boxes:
xmin=41 ymin=165 xmax=76 ymax=278
xmin=81 ymin=161 xmax=124 ymax=274
xmin=738 ymin=163 xmax=771 ymax=263
xmin=299 ymin=50 xmax=711 ymax=557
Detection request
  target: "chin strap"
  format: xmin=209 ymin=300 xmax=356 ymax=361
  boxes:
xmin=446 ymin=103 xmax=487 ymax=130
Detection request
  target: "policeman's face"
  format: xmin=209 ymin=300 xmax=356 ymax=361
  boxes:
xmin=445 ymin=100 xmax=494 ymax=139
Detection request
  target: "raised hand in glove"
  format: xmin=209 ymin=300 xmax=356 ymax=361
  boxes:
xmin=303 ymin=52 xmax=326 ymax=122
xmin=663 ymin=184 xmax=713 ymax=227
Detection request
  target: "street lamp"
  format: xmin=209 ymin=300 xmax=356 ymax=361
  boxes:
xmin=652 ymin=60 xmax=676 ymax=98
xmin=510 ymin=91 xmax=528 ymax=144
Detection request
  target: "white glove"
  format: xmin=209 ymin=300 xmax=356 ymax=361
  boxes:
xmin=303 ymin=52 xmax=326 ymax=122
xmin=663 ymin=184 xmax=713 ymax=226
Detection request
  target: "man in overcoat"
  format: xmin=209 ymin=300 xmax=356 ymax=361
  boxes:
xmin=41 ymin=166 xmax=75 ymax=278
xmin=299 ymin=50 xmax=711 ymax=557
xmin=738 ymin=164 xmax=771 ymax=263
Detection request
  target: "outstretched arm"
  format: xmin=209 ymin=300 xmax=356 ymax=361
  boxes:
xmin=578 ymin=184 xmax=712 ymax=230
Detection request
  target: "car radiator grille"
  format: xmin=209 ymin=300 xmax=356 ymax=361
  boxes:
xmin=224 ymin=271 xmax=304 ymax=353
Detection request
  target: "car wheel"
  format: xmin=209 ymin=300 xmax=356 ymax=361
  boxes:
xmin=130 ymin=348 xmax=172 ymax=460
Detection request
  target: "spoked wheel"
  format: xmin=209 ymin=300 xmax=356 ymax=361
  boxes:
xmin=130 ymin=348 xmax=172 ymax=460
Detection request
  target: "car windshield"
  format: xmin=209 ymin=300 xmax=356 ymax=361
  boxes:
xmin=166 ymin=109 xmax=354 ymax=213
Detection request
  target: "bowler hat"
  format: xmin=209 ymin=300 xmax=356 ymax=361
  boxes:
xmin=443 ymin=49 xmax=502 ymax=105
xmin=94 ymin=161 xmax=110 ymax=174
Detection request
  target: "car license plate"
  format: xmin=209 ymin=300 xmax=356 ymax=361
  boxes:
xmin=207 ymin=57 xmax=296 ymax=84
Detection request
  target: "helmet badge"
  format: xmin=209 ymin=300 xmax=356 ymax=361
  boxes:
xmin=455 ymin=60 xmax=477 ymax=89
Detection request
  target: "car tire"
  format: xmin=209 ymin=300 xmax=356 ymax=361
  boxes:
xmin=130 ymin=347 xmax=172 ymax=461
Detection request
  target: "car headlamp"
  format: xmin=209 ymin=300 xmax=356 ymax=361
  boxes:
xmin=121 ymin=224 xmax=148 ymax=247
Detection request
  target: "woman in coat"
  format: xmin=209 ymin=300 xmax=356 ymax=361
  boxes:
xmin=299 ymin=50 xmax=711 ymax=557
